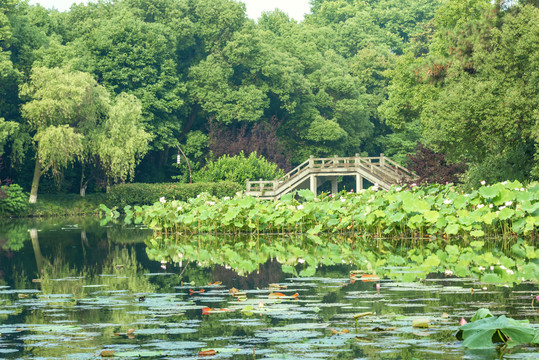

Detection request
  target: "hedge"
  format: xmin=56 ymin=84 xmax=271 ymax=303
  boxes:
xmin=107 ymin=181 xmax=243 ymax=208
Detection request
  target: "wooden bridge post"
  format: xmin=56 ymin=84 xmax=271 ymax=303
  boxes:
xmin=309 ymin=155 xmax=314 ymax=168
xmin=331 ymin=177 xmax=338 ymax=195
xmin=259 ymin=178 xmax=264 ymax=193
xmin=380 ymin=153 xmax=385 ymax=167
xmin=355 ymin=153 xmax=360 ymax=167
xmin=273 ymin=178 xmax=278 ymax=191
xmin=356 ymin=174 xmax=363 ymax=191
xmin=246 ymin=179 xmax=251 ymax=192
xmin=310 ymin=175 xmax=317 ymax=196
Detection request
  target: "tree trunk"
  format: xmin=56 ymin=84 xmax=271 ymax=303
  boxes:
xmin=178 ymin=103 xmax=201 ymax=142
xmin=80 ymin=164 xmax=87 ymax=197
xmin=29 ymin=157 xmax=42 ymax=204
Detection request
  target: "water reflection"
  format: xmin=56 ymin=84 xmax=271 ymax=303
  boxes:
xmin=0 ymin=220 xmax=537 ymax=359
xmin=147 ymin=234 xmax=539 ymax=285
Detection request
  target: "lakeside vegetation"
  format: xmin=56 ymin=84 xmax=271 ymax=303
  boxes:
xmin=103 ymin=181 xmax=539 ymax=239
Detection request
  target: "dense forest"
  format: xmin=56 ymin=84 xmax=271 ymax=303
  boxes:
xmin=0 ymin=0 xmax=538 ymax=200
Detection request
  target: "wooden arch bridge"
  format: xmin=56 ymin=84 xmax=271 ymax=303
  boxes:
xmin=245 ymin=154 xmax=415 ymax=200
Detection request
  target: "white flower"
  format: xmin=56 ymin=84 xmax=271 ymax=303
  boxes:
xmin=464 ymin=194 xmax=469 ymax=197
xmin=478 ymin=266 xmax=485 ymax=271
xmin=396 ymin=187 xmax=402 ymax=192
xmin=490 ymin=266 xmax=494 ymax=271
xmin=444 ymin=269 xmax=453 ymax=276
xmin=340 ymin=196 xmax=345 ymax=202
xmin=499 ymin=206 xmax=506 ymax=211
xmin=225 ymin=265 xmax=231 ymax=270
xmin=489 ymin=204 xmax=493 ymax=208
xmin=443 ymin=199 xmax=452 ymax=205
xmin=161 ymin=259 xmax=167 ymax=264
xmin=297 ymin=204 xmax=304 ymax=210
xmin=223 ymin=196 xmax=230 ymax=201
xmin=178 ymin=253 xmax=183 ymax=259
xmin=504 ymin=201 xmax=513 ymax=206
xmin=196 ymin=194 xmax=201 ymax=198
xmin=411 ymin=183 xmax=417 ymax=187
xmin=206 ymin=201 xmax=215 ymax=206
xmin=480 ymin=180 xmax=486 ymax=185
xmin=477 ymin=204 xmax=484 ymax=209
xmin=501 ymin=181 xmax=507 ymax=185
xmin=520 ymin=188 xmax=525 ymax=192
xmin=506 ymin=269 xmax=514 ymax=275
xmin=499 ymin=265 xmax=507 ymax=270
xmin=159 ymin=196 xmax=166 ymax=204
xmin=298 ymin=258 xmax=305 ymax=264
xmin=177 ymin=206 xmax=183 ymax=211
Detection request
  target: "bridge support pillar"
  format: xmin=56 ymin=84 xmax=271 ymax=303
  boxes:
xmin=331 ymin=177 xmax=338 ymax=195
xmin=356 ymin=174 xmax=363 ymax=191
xmin=310 ymin=175 xmax=317 ymax=196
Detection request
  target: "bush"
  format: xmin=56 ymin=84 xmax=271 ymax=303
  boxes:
xmin=107 ymin=181 xmax=243 ymax=208
xmin=194 ymin=151 xmax=284 ymax=184
xmin=0 ymin=184 xmax=29 ymax=216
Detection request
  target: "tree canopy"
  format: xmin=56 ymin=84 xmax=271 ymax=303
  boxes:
xmin=0 ymin=0 xmax=537 ymax=198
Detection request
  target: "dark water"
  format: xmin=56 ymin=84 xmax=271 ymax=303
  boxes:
xmin=0 ymin=218 xmax=538 ymax=359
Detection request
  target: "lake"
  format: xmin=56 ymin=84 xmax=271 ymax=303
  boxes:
xmin=0 ymin=218 xmax=537 ymax=359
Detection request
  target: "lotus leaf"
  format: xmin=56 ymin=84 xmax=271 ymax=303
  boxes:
xmin=458 ymin=315 xmax=536 ymax=348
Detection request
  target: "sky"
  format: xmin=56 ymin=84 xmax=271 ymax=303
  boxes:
xmin=28 ymin=0 xmax=312 ymax=21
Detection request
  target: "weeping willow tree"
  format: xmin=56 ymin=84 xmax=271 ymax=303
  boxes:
xmin=20 ymin=66 xmax=151 ymax=202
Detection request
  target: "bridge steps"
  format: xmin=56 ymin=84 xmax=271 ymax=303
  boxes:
xmin=245 ymin=154 xmax=415 ymax=200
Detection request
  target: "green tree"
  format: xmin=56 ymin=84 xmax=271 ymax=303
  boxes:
xmin=20 ymin=67 xmax=109 ymax=202
xmin=382 ymin=2 xmax=539 ymax=184
xmin=20 ymin=66 xmax=151 ymax=202
xmin=90 ymin=93 xmax=152 ymax=190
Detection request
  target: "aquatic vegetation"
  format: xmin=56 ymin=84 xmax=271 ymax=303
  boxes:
xmin=456 ymin=308 xmax=539 ymax=349
xmin=112 ymin=181 xmax=539 ymax=239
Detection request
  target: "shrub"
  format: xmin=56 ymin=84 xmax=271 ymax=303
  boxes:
xmin=107 ymin=181 xmax=242 ymax=208
xmin=0 ymin=184 xmax=28 ymax=216
xmin=194 ymin=151 xmax=284 ymax=185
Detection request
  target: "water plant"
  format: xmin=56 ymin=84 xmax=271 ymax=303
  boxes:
xmin=456 ymin=308 xmax=539 ymax=349
xmin=108 ymin=181 xmax=538 ymax=239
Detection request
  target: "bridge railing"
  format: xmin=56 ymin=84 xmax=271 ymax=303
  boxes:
xmin=246 ymin=154 xmax=415 ymax=195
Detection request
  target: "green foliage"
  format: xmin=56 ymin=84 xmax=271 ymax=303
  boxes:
xmin=91 ymin=93 xmax=152 ymax=184
xmin=34 ymin=125 xmax=84 ymax=181
xmin=1 ymin=0 xmax=538 ymax=200
xmin=0 ymin=183 xmax=28 ymax=215
xmin=457 ymin=308 xmax=538 ymax=348
xmin=383 ymin=3 xmax=539 ymax=185
xmin=172 ymin=130 xmax=209 ymax=183
xmin=129 ymin=181 xmax=539 ymax=240
xmin=106 ymin=181 xmax=242 ymax=208
xmin=193 ymin=151 xmax=284 ymax=184
xmin=26 ymin=193 xmax=107 ymax=217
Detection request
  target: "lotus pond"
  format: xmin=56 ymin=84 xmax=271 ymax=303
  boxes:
xmin=0 ymin=218 xmax=538 ymax=359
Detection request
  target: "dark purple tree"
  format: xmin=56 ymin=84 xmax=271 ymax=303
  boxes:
xmin=407 ymin=143 xmax=466 ymax=185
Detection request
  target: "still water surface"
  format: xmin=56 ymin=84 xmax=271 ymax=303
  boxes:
xmin=0 ymin=218 xmax=537 ymax=359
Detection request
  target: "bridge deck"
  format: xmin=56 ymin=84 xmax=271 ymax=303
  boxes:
xmin=245 ymin=154 xmax=415 ymax=200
